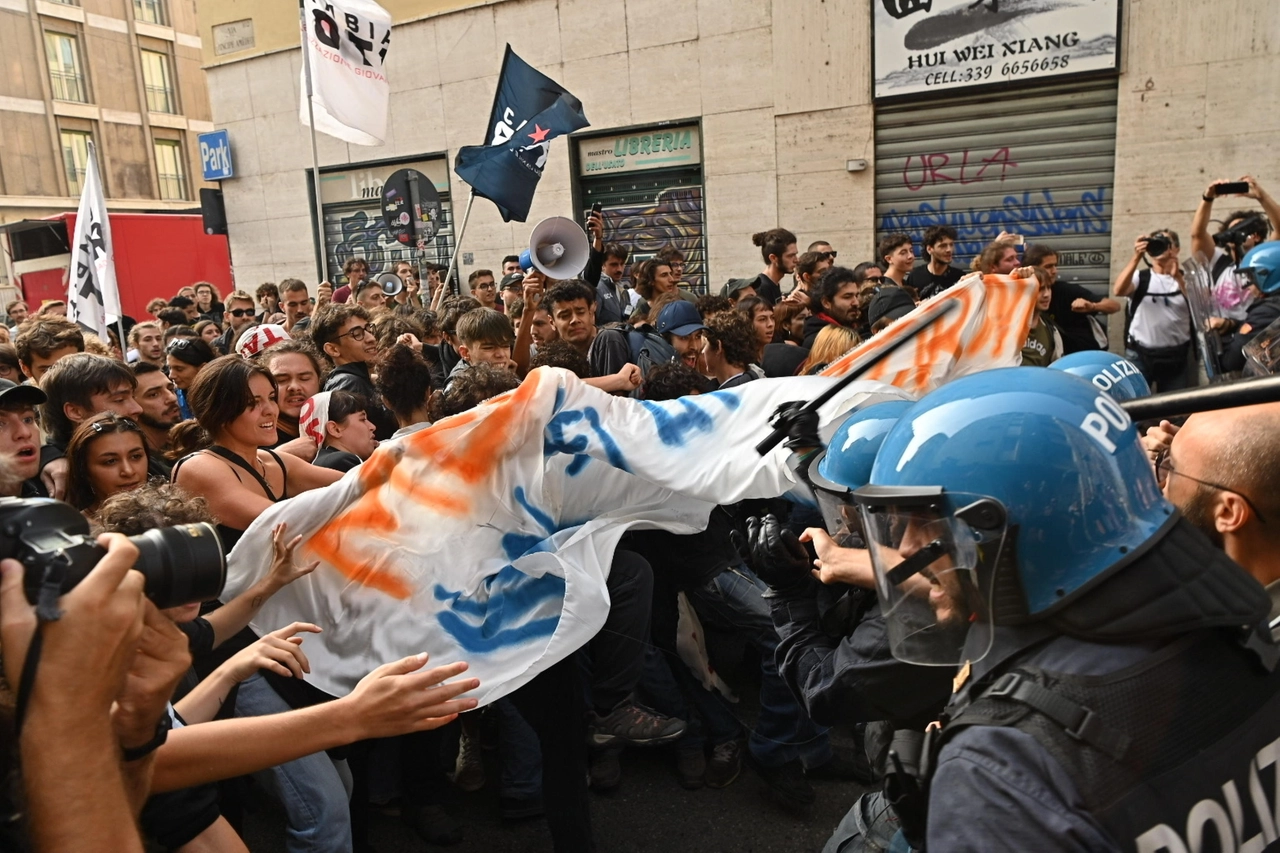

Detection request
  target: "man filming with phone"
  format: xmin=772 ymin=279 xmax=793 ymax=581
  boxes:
xmin=1190 ymin=176 xmax=1280 ymax=332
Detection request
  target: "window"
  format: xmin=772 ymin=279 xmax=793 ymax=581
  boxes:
xmin=154 ymin=139 xmax=187 ymax=200
xmin=44 ymin=32 xmax=87 ymax=103
xmin=140 ymin=49 xmax=176 ymax=114
xmin=60 ymin=130 xmax=93 ymax=196
xmin=133 ymin=0 xmax=165 ymax=24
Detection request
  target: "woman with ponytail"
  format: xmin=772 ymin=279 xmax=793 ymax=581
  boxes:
xmin=170 ymin=355 xmax=340 ymax=549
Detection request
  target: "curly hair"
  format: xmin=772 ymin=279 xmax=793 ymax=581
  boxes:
xmin=641 ymin=362 xmax=709 ymax=401
xmin=631 ymin=259 xmax=670 ymax=300
xmin=529 ymin=339 xmax=591 ymax=378
xmin=428 ymin=364 xmax=520 ymax=422
xmin=14 ymin=316 xmax=84 ymax=369
xmin=373 ymin=343 xmax=435 ymax=424
xmin=258 ymin=338 xmax=327 ymax=386
xmin=94 ymin=482 xmax=215 ymax=536
xmin=695 ymin=294 xmax=734 ymax=320
xmin=703 ymin=312 xmax=759 ymax=369
xmin=372 ymin=313 xmax=425 ymax=351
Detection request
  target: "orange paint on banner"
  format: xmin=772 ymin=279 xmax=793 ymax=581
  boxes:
xmin=309 ymin=518 xmax=413 ymax=599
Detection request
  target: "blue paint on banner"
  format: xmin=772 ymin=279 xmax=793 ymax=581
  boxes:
xmin=544 ymin=407 xmax=630 ymax=473
xmin=434 ymin=563 xmax=565 ymax=652
xmin=514 ymin=486 xmax=556 ymax=534
xmin=640 ymin=397 xmax=721 ymax=446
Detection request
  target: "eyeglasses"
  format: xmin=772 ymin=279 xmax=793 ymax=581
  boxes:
xmin=336 ymin=324 xmax=371 ymax=342
xmin=473 ymin=282 xmax=497 ymax=291
xmin=228 ymin=308 xmax=255 ymax=318
xmin=669 ymin=261 xmax=686 ymax=269
xmin=1155 ymin=449 xmax=1267 ymax=524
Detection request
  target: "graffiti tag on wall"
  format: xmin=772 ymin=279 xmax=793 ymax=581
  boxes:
xmin=597 ymin=186 xmax=707 ymax=294
xmin=328 ymin=207 xmax=454 ymax=285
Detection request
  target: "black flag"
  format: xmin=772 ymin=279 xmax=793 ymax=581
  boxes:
xmin=454 ymin=46 xmax=589 ymax=223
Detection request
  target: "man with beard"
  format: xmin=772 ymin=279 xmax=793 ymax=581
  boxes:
xmin=1143 ymin=402 xmax=1280 ymax=602
xmin=129 ymin=321 xmax=165 ymax=366
xmin=906 ymin=225 xmax=965 ymax=300
xmin=802 ymin=267 xmax=861 ymax=348
xmin=132 ymin=362 xmax=181 ymax=471
xmin=751 ymin=228 xmax=798 ymax=306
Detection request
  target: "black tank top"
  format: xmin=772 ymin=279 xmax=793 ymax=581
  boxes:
xmin=171 ymin=445 xmax=290 ymax=550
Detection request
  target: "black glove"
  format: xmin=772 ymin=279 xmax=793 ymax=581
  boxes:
xmin=768 ymin=401 xmax=823 ymax=452
xmin=738 ymin=514 xmax=813 ymax=595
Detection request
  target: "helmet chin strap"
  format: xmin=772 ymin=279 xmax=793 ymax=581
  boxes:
xmin=885 ymin=539 xmax=948 ymax=586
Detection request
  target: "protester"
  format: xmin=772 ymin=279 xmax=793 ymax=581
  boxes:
xmin=331 ymin=257 xmax=369 ymax=304
xmin=256 ymin=282 xmax=281 ymax=319
xmin=169 ymin=295 xmax=200 ymax=323
xmin=1027 ymin=243 xmax=1120 ymax=354
xmin=313 ymin=304 xmax=398 ymax=440
xmin=594 ymin=243 xmax=631 ymax=325
xmin=543 ymin=280 xmax=633 ymax=379
xmin=653 ymin=300 xmax=707 ymax=373
xmin=906 ymin=225 xmax=965 ymax=299
xmin=128 ymin=321 xmax=165 ymax=366
xmin=64 ymin=412 xmax=149 ymax=515
xmin=1019 ymin=267 xmax=1063 ymax=366
xmin=451 ymin=307 xmax=515 ymax=379
xmin=311 ymin=390 xmax=378 ymax=472
xmin=215 ymin=290 xmax=259 ymax=354
xmin=279 ymin=278 xmax=313 ymax=333
xmin=261 ymin=339 xmax=326 ymax=449
xmin=734 ymin=295 xmax=774 ymax=356
xmin=720 ymin=278 xmax=757 ymax=304
xmin=751 ymin=228 xmax=797 ymax=305
xmin=867 ymin=286 xmax=916 ymax=334
xmin=789 ymin=251 xmax=832 ymax=309
xmin=468 ymin=269 xmax=499 ymax=310
xmin=798 ymin=325 xmax=859 ymax=374
xmin=1189 ymin=176 xmax=1279 ymax=328
xmin=632 ymin=259 xmax=696 ymax=318
xmin=0 ymin=345 xmax=20 ymax=384
xmin=4 ymin=300 xmax=29 ymax=328
xmin=353 ymin=278 xmax=388 ymax=313
xmin=878 ymin=233 xmax=916 ymax=293
xmin=165 ymin=337 xmax=217 ymax=419
xmin=971 ymin=237 xmax=1021 ymax=275
xmin=702 ymin=312 xmax=759 ymax=390
xmin=14 ymin=315 xmax=84 ymax=381
xmin=194 ymin=281 xmax=224 ymax=324
xmin=375 ymin=342 xmax=436 ymax=433
xmin=802 ymin=267 xmax=861 ymax=348
xmin=35 ymin=300 xmax=66 ymax=318
xmin=39 ymin=354 xmax=144 ymax=454
xmin=770 ymin=301 xmax=808 ymax=345
xmin=192 ymin=319 xmax=223 ymax=351
xmin=131 ymin=362 xmax=181 ymax=466
xmin=0 ymin=379 xmax=47 ymax=497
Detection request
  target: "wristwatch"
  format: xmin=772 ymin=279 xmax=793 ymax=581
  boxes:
xmin=121 ymin=711 xmax=172 ymax=762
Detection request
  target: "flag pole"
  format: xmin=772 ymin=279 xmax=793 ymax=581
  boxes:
xmin=299 ymin=0 xmax=328 ymax=286
xmin=438 ymin=188 xmax=475 ymax=309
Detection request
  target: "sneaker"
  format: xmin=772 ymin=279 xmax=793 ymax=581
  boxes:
xmin=402 ymin=803 xmax=463 ymax=846
xmin=451 ymin=728 xmax=485 ymax=792
xmin=676 ymin=747 xmax=706 ymax=790
xmin=500 ymin=795 xmax=544 ymax=820
xmin=749 ymin=756 xmax=815 ymax=807
xmin=705 ymin=740 xmax=743 ymax=789
xmin=587 ymin=699 xmax=686 ymax=748
xmin=806 ymin=748 xmax=877 ymax=785
xmin=589 ymin=745 xmax=622 ymax=791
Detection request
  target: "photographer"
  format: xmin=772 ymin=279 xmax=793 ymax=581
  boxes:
xmin=1113 ymin=230 xmax=1193 ymax=391
xmin=1189 ymin=176 xmax=1280 ymax=330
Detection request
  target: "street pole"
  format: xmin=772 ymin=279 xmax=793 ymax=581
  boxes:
xmin=437 ymin=189 xmax=475 ymax=310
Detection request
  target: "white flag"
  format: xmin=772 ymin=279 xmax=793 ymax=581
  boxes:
xmin=299 ymin=0 xmax=391 ymax=146
xmin=67 ymin=143 xmax=120 ymax=342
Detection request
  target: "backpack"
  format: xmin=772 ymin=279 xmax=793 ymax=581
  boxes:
xmin=626 ymin=326 xmax=678 ymax=377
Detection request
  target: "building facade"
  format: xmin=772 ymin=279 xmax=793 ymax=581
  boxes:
xmin=0 ymin=0 xmax=217 ymax=288
xmin=192 ymin=0 xmax=1279 ymax=300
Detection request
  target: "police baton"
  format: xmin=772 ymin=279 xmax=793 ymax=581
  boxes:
xmin=755 ymin=300 xmax=959 ymax=456
xmin=1120 ymin=374 xmax=1280 ymax=422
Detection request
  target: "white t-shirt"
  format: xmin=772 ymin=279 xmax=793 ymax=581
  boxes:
xmin=1129 ymin=271 xmax=1191 ymax=348
xmin=1208 ymin=247 xmax=1253 ymax=322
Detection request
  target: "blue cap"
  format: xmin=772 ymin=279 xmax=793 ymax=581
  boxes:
xmin=655 ymin=300 xmax=706 ymax=337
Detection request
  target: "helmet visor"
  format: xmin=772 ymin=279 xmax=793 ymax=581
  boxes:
xmin=809 ymin=458 xmax=864 ymax=548
xmin=854 ymin=487 xmax=1004 ymax=668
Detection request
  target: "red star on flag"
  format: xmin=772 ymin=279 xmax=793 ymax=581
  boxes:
xmin=527 ymin=124 xmax=550 ymax=143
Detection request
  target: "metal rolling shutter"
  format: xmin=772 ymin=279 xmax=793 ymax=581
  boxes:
xmin=322 ymin=196 xmax=455 ymax=286
xmin=580 ymin=167 xmax=708 ymax=295
xmin=874 ymin=78 xmax=1118 ymax=293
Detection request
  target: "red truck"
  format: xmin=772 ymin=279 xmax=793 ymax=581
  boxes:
xmin=0 ymin=212 xmax=234 ymax=320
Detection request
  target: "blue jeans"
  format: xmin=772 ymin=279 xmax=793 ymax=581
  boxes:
xmin=235 ymin=673 xmax=353 ymax=853
xmin=688 ymin=565 xmax=833 ymax=769
xmin=823 ymin=791 xmax=914 ymax=853
xmin=495 ymin=697 xmax=542 ymax=799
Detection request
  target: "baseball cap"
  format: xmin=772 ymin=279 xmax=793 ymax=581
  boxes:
xmin=500 ymin=272 xmax=525 ymax=291
xmin=0 ymin=378 xmax=46 ymax=409
xmin=868 ymin=286 xmax=916 ymax=327
xmin=655 ymin=301 xmax=707 ymax=337
xmin=720 ymin=278 xmax=756 ymax=300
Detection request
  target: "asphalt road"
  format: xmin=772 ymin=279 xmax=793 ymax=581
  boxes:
xmin=242 ymin=658 xmax=871 ymax=853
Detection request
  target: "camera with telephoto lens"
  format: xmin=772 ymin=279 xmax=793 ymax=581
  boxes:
xmin=1212 ymin=214 xmax=1268 ymax=257
xmin=0 ymin=497 xmax=227 ymax=610
xmin=1144 ymin=234 xmax=1171 ymax=258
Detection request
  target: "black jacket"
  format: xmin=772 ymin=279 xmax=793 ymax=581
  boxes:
xmin=801 ymin=312 xmax=847 ymax=350
xmin=322 ymin=362 xmax=399 ymax=440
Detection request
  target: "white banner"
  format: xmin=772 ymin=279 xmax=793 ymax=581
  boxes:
xmin=872 ymin=0 xmax=1119 ymax=100
xmin=67 ymin=143 xmax=120 ymax=343
xmin=299 ymin=0 xmax=392 ymax=146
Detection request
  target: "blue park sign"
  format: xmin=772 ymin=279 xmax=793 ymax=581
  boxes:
xmin=197 ymin=130 xmax=233 ymax=181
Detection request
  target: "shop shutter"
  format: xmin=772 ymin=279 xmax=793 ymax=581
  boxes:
xmin=322 ymin=197 xmax=455 ymax=286
xmin=580 ymin=167 xmax=708 ymax=294
xmin=875 ymin=77 xmax=1118 ymax=293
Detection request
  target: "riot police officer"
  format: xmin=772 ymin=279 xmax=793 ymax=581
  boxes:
xmin=838 ymin=367 xmax=1278 ymax=851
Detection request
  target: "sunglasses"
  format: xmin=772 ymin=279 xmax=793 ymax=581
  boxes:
xmin=228 ymin=308 xmax=255 ymax=318
xmin=821 ymin=251 xmax=839 ymax=261
xmin=90 ymin=417 xmax=141 ymax=434
xmin=166 ymin=338 xmax=195 ymax=353
xmin=1155 ymin=449 xmax=1267 ymax=524
xmin=336 ymin=324 xmax=371 ymax=342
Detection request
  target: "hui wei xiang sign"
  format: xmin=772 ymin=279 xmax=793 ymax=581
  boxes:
xmin=873 ymin=0 xmax=1120 ymax=100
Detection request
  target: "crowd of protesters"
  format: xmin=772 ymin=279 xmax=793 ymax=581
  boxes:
xmin=2 ymin=172 xmax=1279 ymax=853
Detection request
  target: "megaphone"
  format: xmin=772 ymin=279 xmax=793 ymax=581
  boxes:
xmin=519 ymin=217 xmax=590 ymax=280
xmin=376 ymin=272 xmax=404 ymax=298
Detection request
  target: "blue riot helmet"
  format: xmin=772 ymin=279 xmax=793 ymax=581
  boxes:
xmin=1238 ymin=240 xmax=1280 ymax=294
xmin=852 ymin=368 xmax=1173 ymax=668
xmin=1050 ymin=351 xmax=1151 ymax=401
xmin=809 ymin=400 xmax=914 ymax=546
